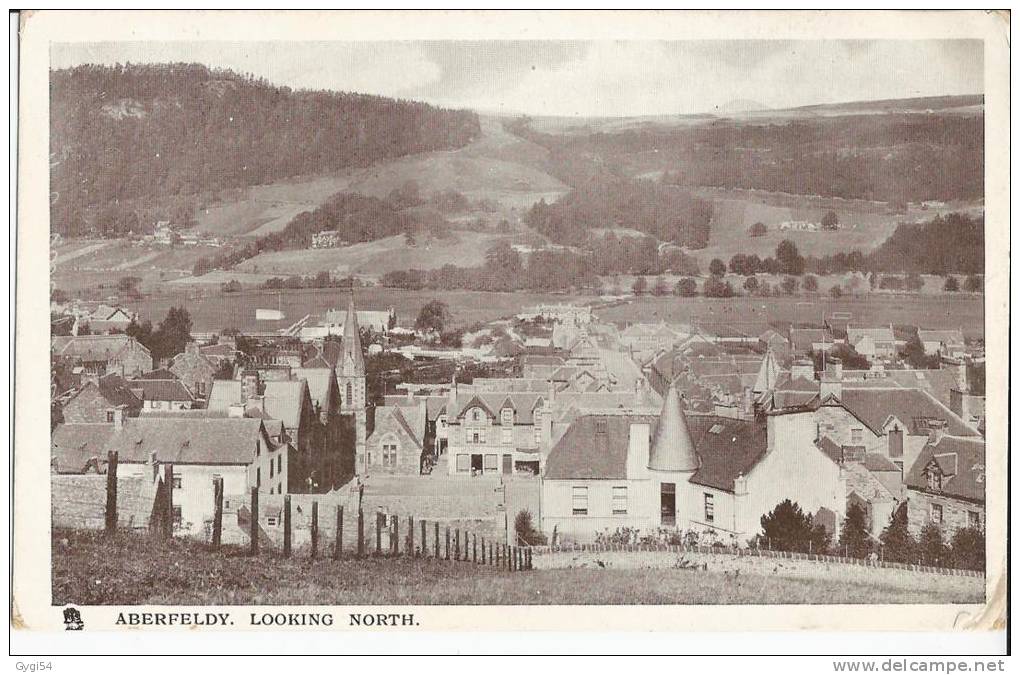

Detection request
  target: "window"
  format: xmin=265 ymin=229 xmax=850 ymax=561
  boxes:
xmin=704 ymin=493 xmax=715 ymax=523
xmin=472 ymin=409 xmax=482 ymax=422
xmin=267 ymin=516 xmax=278 ymax=526
xmin=172 ymin=506 xmax=182 ymax=527
xmin=926 ymin=467 xmax=943 ymax=492
xmin=382 ymin=443 xmax=398 ymax=467
xmin=256 ymin=440 xmax=261 ymax=456
xmin=106 ymin=410 xmax=115 ymax=423
xmin=484 ymin=454 xmax=498 ymax=473
xmin=850 ymin=428 xmax=863 ymax=444
xmin=346 ymin=382 xmax=353 ymax=403
xmin=930 ymin=503 xmax=943 ymax=524
xmin=471 ymin=432 xmax=484 ymax=444
xmin=197 ymin=381 xmax=206 ymax=396
xmin=501 ymin=427 xmax=512 ymax=444
xmin=456 ymin=454 xmax=470 ymax=473
xmin=256 ymin=467 xmax=261 ymax=487
xmin=612 ymin=486 xmax=628 ymax=515
xmin=501 ymin=408 xmax=513 ymax=426
xmin=595 ymin=418 xmax=607 ymax=434
xmin=572 ymin=486 xmax=588 ymax=515
xmin=172 ymin=473 xmax=182 ymax=489
xmin=366 ymin=452 xmax=372 ymax=465
xmin=270 ymin=461 xmax=275 ymax=478
xmin=278 ymin=455 xmax=282 ymax=473
xmin=969 ymin=511 xmax=981 ymax=529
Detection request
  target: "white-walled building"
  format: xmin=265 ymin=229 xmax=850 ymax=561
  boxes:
xmin=541 ymin=384 xmax=846 ymax=545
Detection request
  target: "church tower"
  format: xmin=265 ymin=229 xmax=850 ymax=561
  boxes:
xmin=338 ymin=297 xmax=368 ymax=474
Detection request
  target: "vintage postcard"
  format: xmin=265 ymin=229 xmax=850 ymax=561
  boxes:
xmin=12 ymin=9 xmax=1009 ymax=645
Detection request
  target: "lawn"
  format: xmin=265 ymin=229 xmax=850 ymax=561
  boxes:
xmin=51 ymin=530 xmax=981 ymax=606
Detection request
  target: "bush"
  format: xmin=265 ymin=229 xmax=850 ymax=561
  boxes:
xmin=743 ymin=275 xmax=760 ymax=293
xmin=674 ymin=277 xmax=698 ymax=297
xmin=632 ymin=276 xmax=648 ymax=296
xmin=829 ymin=284 xmax=844 ymax=298
xmin=781 ymin=276 xmax=799 ymax=295
xmin=821 ymin=210 xmax=839 ymax=230
xmin=879 ymin=502 xmax=916 ymax=563
xmin=943 ymin=276 xmax=960 ymax=292
xmin=514 ymin=510 xmax=547 ymax=546
xmin=964 ymin=274 xmax=982 ymax=292
xmin=748 ymin=221 xmax=767 ymax=237
xmin=760 ymin=499 xmax=830 ymax=554
xmin=950 ymin=527 xmax=985 ymax=571
xmin=918 ymin=523 xmax=949 ymax=567
xmin=221 ymin=279 xmax=242 ymax=293
xmin=837 ymin=503 xmax=872 ymax=558
xmin=802 ymin=274 xmax=818 ymax=292
xmin=703 ymin=277 xmax=736 ymax=298
xmin=709 ymin=258 xmax=726 ymax=277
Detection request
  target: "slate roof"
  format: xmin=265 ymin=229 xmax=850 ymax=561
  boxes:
xmin=686 ymin=416 xmax=770 ymax=492
xmin=291 ymin=367 xmax=334 ymax=412
xmin=847 ymin=326 xmax=895 ymax=346
xmin=838 ymin=387 xmax=978 ymax=437
xmin=863 ymin=452 xmax=900 ymax=472
xmin=128 ymin=378 xmax=195 ymax=403
xmin=917 ymin=329 xmax=965 ymax=346
xmin=136 ymin=368 xmax=178 ymax=380
xmin=51 ymin=423 xmax=117 ymax=473
xmin=816 ymin=436 xmax=843 ymax=464
xmin=262 ymin=380 xmax=308 ymax=429
xmin=451 ymin=392 xmax=545 ymax=424
xmin=373 ymin=405 xmax=424 ymax=450
xmin=104 ymin=417 xmax=267 ymax=465
xmin=789 ymin=328 xmax=832 ymax=351
xmin=905 ymin=435 xmax=985 ymax=503
xmin=207 ymin=380 xmax=243 ymax=410
xmin=53 ymin=335 xmax=150 ymax=363
xmin=544 ymin=414 xmax=657 ymax=480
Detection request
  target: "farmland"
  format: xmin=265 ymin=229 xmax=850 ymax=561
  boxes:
xmin=233 ymin=230 xmax=510 ymax=278
xmin=688 ymin=187 xmax=983 ymax=270
xmin=123 ymin=284 xmax=984 ymax=340
xmin=53 ymin=530 xmax=982 ymax=606
xmin=192 ymin=116 xmax=567 ymax=238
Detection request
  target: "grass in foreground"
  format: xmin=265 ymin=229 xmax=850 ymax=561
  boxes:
xmin=52 ymin=530 xmax=981 ymax=606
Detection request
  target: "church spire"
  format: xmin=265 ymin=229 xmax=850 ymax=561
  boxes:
xmin=648 ymin=382 xmax=698 ymax=472
xmin=753 ymin=348 xmax=781 ymax=395
xmin=340 ymin=296 xmax=365 ymax=377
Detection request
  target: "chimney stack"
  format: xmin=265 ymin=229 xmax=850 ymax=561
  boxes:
xmin=112 ymin=405 xmax=125 ymax=430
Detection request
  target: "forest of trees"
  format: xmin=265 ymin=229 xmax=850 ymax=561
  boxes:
xmin=509 ymin=108 xmax=983 ymax=205
xmin=523 ymin=170 xmax=713 ymax=248
xmin=50 ymin=63 xmax=480 ymax=236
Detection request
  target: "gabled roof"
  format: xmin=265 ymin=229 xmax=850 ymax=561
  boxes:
xmin=686 ymin=416 xmax=770 ymax=492
xmin=53 ymin=334 xmax=151 ymax=362
xmin=544 ymin=414 xmax=657 ymax=480
xmin=839 ymin=387 xmax=978 ymax=437
xmin=104 ymin=417 xmax=268 ymax=465
xmin=863 ymin=452 xmax=900 ymax=472
xmin=127 ymin=378 xmax=195 ymax=403
xmin=905 ymin=435 xmax=985 ymax=503
xmin=136 ymin=368 xmax=178 ymax=380
xmin=816 ymin=436 xmax=843 ymax=463
xmin=262 ymin=380 xmax=309 ymax=429
xmin=373 ymin=405 xmax=424 ymax=450
xmin=51 ymin=423 xmax=117 ymax=473
xmin=291 ymin=367 xmax=335 ymax=412
xmin=65 ymin=374 xmax=141 ymax=411
xmin=207 ymin=380 xmax=243 ymax=411
xmin=847 ymin=326 xmax=895 ymax=344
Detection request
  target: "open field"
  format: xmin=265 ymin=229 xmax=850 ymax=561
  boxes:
xmin=688 ymin=187 xmax=984 ymax=270
xmin=234 ymin=230 xmax=510 ymax=277
xmin=53 ymin=530 xmax=981 ymax=605
xmin=128 ymin=287 xmax=573 ymax=333
xmin=125 ymin=286 xmax=983 ymax=339
xmin=594 ymin=293 xmax=984 ymax=339
xmin=191 ymin=117 xmax=568 ymax=238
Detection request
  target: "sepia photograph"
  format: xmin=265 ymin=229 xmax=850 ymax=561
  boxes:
xmin=11 ymin=10 xmax=1009 ymax=648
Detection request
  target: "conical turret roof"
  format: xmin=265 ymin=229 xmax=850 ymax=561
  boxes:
xmin=340 ymin=298 xmax=365 ymax=377
xmin=648 ymin=382 xmax=698 ymax=472
xmin=753 ymin=348 xmax=781 ymax=395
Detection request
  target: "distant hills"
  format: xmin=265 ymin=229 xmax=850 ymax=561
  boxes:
xmin=50 ymin=63 xmax=480 ymax=237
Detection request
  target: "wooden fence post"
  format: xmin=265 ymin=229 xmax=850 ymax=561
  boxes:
xmin=283 ymin=494 xmax=292 ymax=557
xmin=473 ymin=534 xmax=478 ymax=563
xmin=526 ymin=547 xmax=532 ymax=570
xmin=375 ymin=512 xmax=383 ymax=556
xmin=455 ymin=529 xmax=461 ymax=561
xmin=249 ymin=486 xmax=259 ymax=555
xmin=334 ymin=505 xmax=343 ymax=560
xmin=420 ymin=519 xmax=426 ymax=558
xmin=445 ymin=527 xmax=451 ymax=560
xmin=105 ymin=450 xmax=119 ymax=534
xmin=310 ymin=500 xmax=319 ymax=558
xmin=392 ymin=515 xmax=399 ymax=556
xmin=211 ymin=475 xmax=223 ymax=549
xmin=489 ymin=542 xmax=494 ymax=567
xmin=164 ymin=463 xmax=175 ymax=540
xmin=357 ymin=509 xmax=364 ymax=557
xmin=481 ymin=537 xmax=486 ymax=564
xmin=434 ymin=522 xmax=439 ymax=558
xmin=408 ymin=516 xmax=414 ymax=557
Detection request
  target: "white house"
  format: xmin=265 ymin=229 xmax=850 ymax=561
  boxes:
xmin=541 ymin=383 xmax=846 ymax=545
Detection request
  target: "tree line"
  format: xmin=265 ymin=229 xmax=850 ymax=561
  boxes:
xmin=50 ymin=63 xmax=480 ymax=236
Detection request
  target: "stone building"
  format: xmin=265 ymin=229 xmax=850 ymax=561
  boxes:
xmin=905 ymin=434 xmax=985 ymax=538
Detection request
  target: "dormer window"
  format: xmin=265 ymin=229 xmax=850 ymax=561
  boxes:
xmin=925 ymin=462 xmax=943 ymax=492
xmin=595 ymin=418 xmax=607 ymax=434
xmin=501 ymin=408 xmax=513 ymax=426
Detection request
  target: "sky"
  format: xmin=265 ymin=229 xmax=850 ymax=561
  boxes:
xmin=52 ymin=40 xmax=983 ymax=117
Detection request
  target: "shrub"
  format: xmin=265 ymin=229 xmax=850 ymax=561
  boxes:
xmin=879 ymin=502 xmax=916 ymax=563
xmin=221 ymin=279 xmax=242 ymax=293
xmin=632 ymin=276 xmax=648 ymax=296
xmin=781 ymin=276 xmax=799 ymax=295
xmin=964 ymin=274 xmax=983 ymax=292
xmin=743 ymin=275 xmax=760 ymax=293
xmin=918 ymin=523 xmax=949 ymax=567
xmin=950 ymin=527 xmax=985 ymax=571
xmin=760 ymin=499 xmax=830 ymax=554
xmin=943 ymin=276 xmax=960 ymax=292
xmin=674 ymin=277 xmax=698 ymax=297
xmin=514 ymin=510 xmax=547 ymax=546
xmin=703 ymin=277 xmax=736 ymax=298
xmin=748 ymin=221 xmax=767 ymax=237
xmin=709 ymin=258 xmax=727 ymax=277
xmin=802 ymin=274 xmax=818 ymax=292
xmin=837 ymin=503 xmax=872 ymax=558
xmin=829 ymin=284 xmax=844 ymax=299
